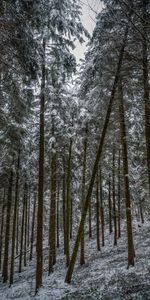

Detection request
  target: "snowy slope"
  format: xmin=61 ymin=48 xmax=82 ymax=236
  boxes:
xmin=0 ymin=221 xmax=150 ymax=300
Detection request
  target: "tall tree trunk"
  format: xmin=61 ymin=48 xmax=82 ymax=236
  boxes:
xmin=10 ymin=149 xmax=20 ymax=285
xmin=70 ymin=196 xmax=73 ymax=239
xmin=3 ymin=164 xmax=13 ymax=282
xmin=27 ymin=192 xmax=30 ymax=248
xmin=100 ymin=169 xmax=104 ymax=247
xmin=62 ymin=159 xmax=66 ymax=255
xmin=57 ymin=182 xmax=60 ymax=249
xmin=49 ymin=122 xmax=57 ymax=274
xmin=96 ymin=172 xmax=100 ymax=251
xmin=66 ymin=139 xmax=72 ymax=267
xmin=36 ymin=38 xmax=46 ymax=291
xmin=80 ymin=124 xmax=88 ymax=265
xmin=108 ymin=175 xmax=112 ymax=234
xmin=112 ymin=146 xmax=117 ymax=246
xmin=139 ymin=202 xmax=144 ymax=224
xmin=24 ymin=188 xmax=28 ymax=267
xmin=30 ymin=193 xmax=36 ymax=261
xmin=16 ymin=192 xmax=19 ymax=256
xmin=65 ymin=23 xmax=130 ymax=283
xmin=117 ymin=148 xmax=121 ymax=238
xmin=142 ymin=0 xmax=150 ymax=193
xmin=0 ymin=189 xmax=6 ymax=270
xmin=118 ymin=79 xmax=134 ymax=267
xmin=19 ymin=182 xmax=26 ymax=273
xmin=89 ymin=201 xmax=92 ymax=238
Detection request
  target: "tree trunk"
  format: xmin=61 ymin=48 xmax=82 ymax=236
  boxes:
xmin=57 ymin=182 xmax=60 ymax=249
xmin=108 ymin=175 xmax=112 ymax=234
xmin=66 ymin=139 xmax=72 ymax=267
xmin=139 ymin=202 xmax=144 ymax=224
xmin=96 ymin=172 xmax=100 ymax=251
xmin=16 ymin=191 xmax=19 ymax=256
xmin=142 ymin=0 xmax=150 ymax=193
xmin=65 ymin=23 xmax=130 ymax=283
xmin=19 ymin=182 xmax=27 ymax=273
xmin=62 ymin=159 xmax=66 ymax=255
xmin=89 ymin=201 xmax=92 ymax=238
xmin=100 ymin=169 xmax=104 ymax=247
xmin=49 ymin=121 xmax=57 ymax=274
xmin=70 ymin=196 xmax=73 ymax=239
xmin=30 ymin=193 xmax=36 ymax=261
xmin=88 ymin=165 xmax=92 ymax=239
xmin=24 ymin=188 xmax=28 ymax=267
xmin=112 ymin=146 xmax=117 ymax=246
xmin=0 ymin=189 xmax=6 ymax=270
xmin=36 ymin=38 xmax=46 ymax=291
xmin=10 ymin=149 xmax=20 ymax=285
xmin=80 ymin=124 xmax=88 ymax=265
xmin=27 ymin=193 xmax=30 ymax=248
xmin=3 ymin=164 xmax=13 ymax=282
xmin=117 ymin=148 xmax=121 ymax=238
xmin=118 ymin=79 xmax=135 ymax=267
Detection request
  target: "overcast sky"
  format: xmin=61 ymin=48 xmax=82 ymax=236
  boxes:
xmin=73 ymin=0 xmax=103 ymax=62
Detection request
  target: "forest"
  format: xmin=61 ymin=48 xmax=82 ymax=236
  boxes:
xmin=0 ymin=0 xmax=150 ymax=299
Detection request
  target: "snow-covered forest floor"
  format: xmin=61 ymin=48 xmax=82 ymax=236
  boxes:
xmin=1 ymin=220 xmax=150 ymax=300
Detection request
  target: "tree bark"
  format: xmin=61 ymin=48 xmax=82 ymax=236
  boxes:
xmin=139 ymin=202 xmax=144 ymax=224
xmin=10 ymin=149 xmax=20 ymax=285
xmin=30 ymin=193 xmax=36 ymax=261
xmin=80 ymin=124 xmax=88 ymax=265
xmin=108 ymin=175 xmax=112 ymax=234
xmin=24 ymin=187 xmax=28 ymax=267
xmin=0 ymin=189 xmax=6 ymax=270
xmin=27 ymin=192 xmax=30 ymax=248
xmin=100 ymin=169 xmax=104 ymax=247
xmin=36 ymin=38 xmax=46 ymax=291
xmin=3 ymin=164 xmax=13 ymax=282
xmin=57 ymin=182 xmax=60 ymax=248
xmin=117 ymin=148 xmax=121 ymax=238
xmin=142 ymin=0 xmax=150 ymax=193
xmin=96 ymin=172 xmax=100 ymax=251
xmin=62 ymin=158 xmax=66 ymax=255
xmin=19 ymin=182 xmax=27 ymax=273
xmin=66 ymin=139 xmax=72 ymax=267
xmin=70 ymin=196 xmax=73 ymax=239
xmin=112 ymin=146 xmax=117 ymax=246
xmin=89 ymin=200 xmax=92 ymax=238
xmin=118 ymin=79 xmax=135 ymax=267
xmin=49 ymin=129 xmax=57 ymax=274
xmin=16 ymin=191 xmax=19 ymax=256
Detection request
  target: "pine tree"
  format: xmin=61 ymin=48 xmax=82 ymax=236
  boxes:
xmin=0 ymin=190 xmax=6 ymax=271
xmin=65 ymin=19 xmax=131 ymax=283
xmin=10 ymin=150 xmax=20 ymax=285
xmin=3 ymin=162 xmax=14 ymax=282
xmin=80 ymin=124 xmax=88 ymax=265
xmin=112 ymin=146 xmax=117 ymax=246
xmin=118 ymin=79 xmax=135 ymax=267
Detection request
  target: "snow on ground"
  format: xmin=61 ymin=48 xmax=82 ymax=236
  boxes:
xmin=0 ymin=220 xmax=150 ymax=299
